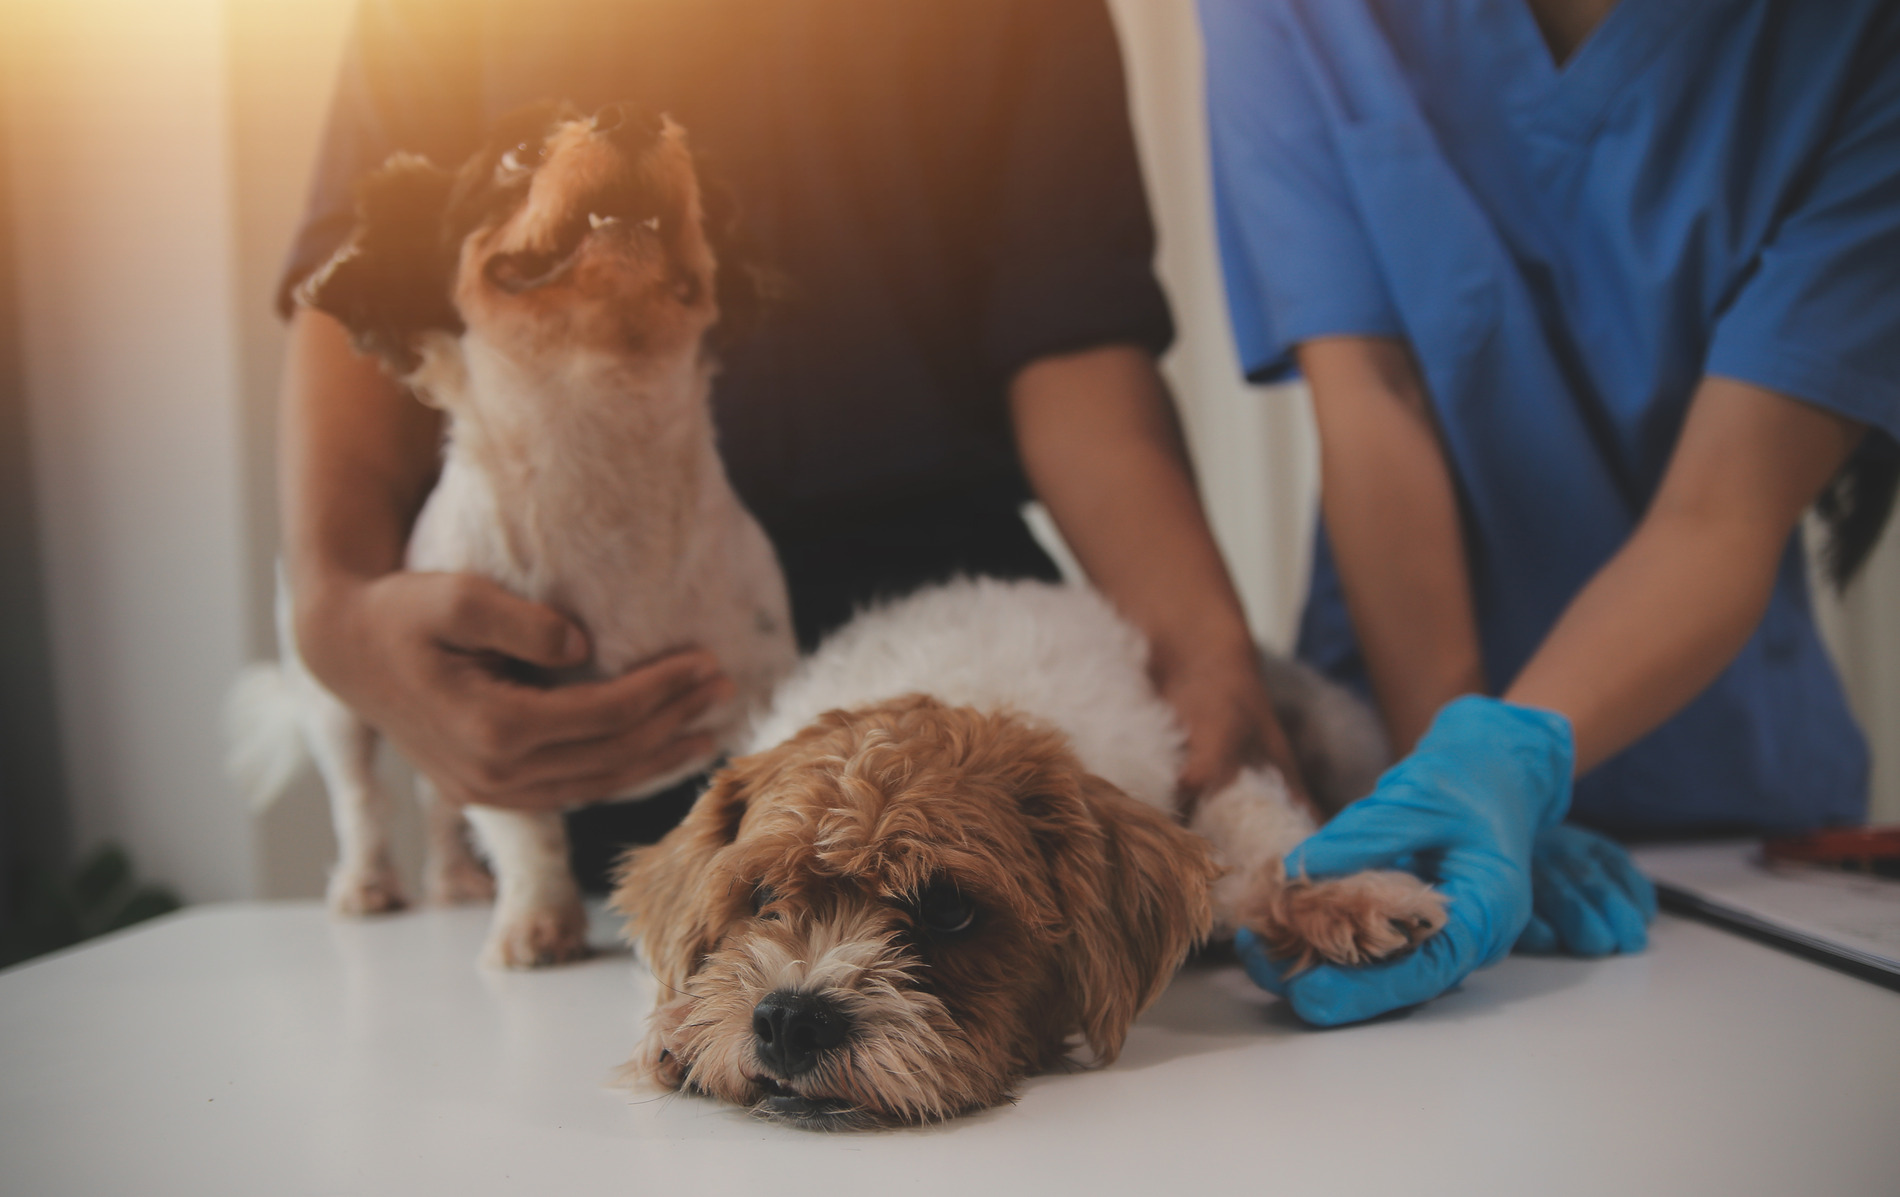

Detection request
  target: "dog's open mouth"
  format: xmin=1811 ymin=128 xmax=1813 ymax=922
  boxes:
xmin=485 ymin=193 xmax=661 ymax=294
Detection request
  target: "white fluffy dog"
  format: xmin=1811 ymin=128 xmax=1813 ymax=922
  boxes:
xmin=230 ymin=103 xmax=795 ymax=968
xmin=615 ymin=577 xmax=1447 ymax=1127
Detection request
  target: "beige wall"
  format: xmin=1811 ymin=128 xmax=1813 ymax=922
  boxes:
xmin=1815 ymin=517 xmax=1900 ymax=822
xmin=2 ymin=0 xmax=1892 ymax=905
xmin=1109 ymin=0 xmax=1321 ymax=651
xmin=221 ymin=0 xmax=371 ymax=899
xmin=5 ymin=0 xmax=256 ymax=900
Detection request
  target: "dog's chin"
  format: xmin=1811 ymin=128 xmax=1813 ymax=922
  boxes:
xmin=741 ymin=1076 xmax=879 ymax=1131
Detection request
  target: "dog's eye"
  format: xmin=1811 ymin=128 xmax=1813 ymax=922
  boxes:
xmin=499 ymin=140 xmax=546 ymax=174
xmin=915 ymin=882 xmax=977 ymax=936
xmin=751 ymin=884 xmax=781 ymax=920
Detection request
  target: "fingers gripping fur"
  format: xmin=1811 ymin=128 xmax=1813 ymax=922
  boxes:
xmin=1040 ymin=775 xmax=1218 ymax=1064
xmin=1239 ymin=863 xmax=1448 ymax=975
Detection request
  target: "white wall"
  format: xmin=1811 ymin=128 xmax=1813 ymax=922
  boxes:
xmin=2 ymin=0 xmax=1893 ymax=907
xmin=4 ymin=0 xmax=256 ymax=900
xmin=220 ymin=0 xmax=368 ymax=898
xmin=1815 ymin=516 xmax=1900 ymax=821
xmin=1109 ymin=0 xmax=1321 ymax=651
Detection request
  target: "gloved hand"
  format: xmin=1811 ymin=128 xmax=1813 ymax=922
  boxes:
xmin=1514 ymin=823 xmax=1656 ymax=955
xmin=1235 ymin=695 xmax=1572 ymax=1026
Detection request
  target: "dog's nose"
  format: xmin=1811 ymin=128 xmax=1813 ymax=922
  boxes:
xmin=752 ymin=990 xmax=850 ymax=1078
xmin=592 ymin=103 xmax=665 ymax=150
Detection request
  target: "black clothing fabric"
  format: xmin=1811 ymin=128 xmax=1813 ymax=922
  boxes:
xmin=282 ymin=0 xmax=1170 ymax=873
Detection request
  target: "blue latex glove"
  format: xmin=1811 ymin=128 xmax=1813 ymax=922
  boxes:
xmin=1235 ymin=695 xmax=1572 ymax=1026
xmin=1514 ymin=824 xmax=1656 ymax=956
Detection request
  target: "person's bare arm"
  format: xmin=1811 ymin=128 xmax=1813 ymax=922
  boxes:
xmin=1297 ymin=337 xmax=1487 ymax=754
xmin=280 ymin=309 xmax=731 ymax=811
xmin=1506 ymin=376 xmax=1865 ymax=771
xmin=1010 ymin=344 xmax=1308 ymax=809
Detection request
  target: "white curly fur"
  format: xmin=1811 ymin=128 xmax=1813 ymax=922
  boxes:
xmin=748 ymin=576 xmax=1382 ymax=933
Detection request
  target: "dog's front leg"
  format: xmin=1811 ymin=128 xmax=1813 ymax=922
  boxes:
xmin=462 ymin=807 xmax=591 ymax=968
xmin=1196 ymin=768 xmax=1446 ymax=971
xmin=415 ymin=774 xmax=496 ymax=906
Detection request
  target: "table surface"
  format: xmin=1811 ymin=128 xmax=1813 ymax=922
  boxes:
xmin=3 ymin=902 xmax=1897 ymax=1197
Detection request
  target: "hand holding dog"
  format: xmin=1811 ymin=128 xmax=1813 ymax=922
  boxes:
xmin=1235 ymin=696 xmax=1572 ymax=1025
xmin=1006 ymin=344 xmax=1312 ymax=812
xmin=1157 ymin=641 xmax=1311 ymax=814
xmin=298 ymin=570 xmax=734 ymax=813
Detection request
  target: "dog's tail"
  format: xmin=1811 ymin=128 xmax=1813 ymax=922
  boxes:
xmin=223 ymin=662 xmax=310 ymax=812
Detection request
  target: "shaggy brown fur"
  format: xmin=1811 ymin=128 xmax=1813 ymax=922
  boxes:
xmin=613 ymin=696 xmax=1218 ymax=1128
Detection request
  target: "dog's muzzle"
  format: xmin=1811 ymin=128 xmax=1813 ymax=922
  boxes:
xmin=752 ymin=989 xmax=850 ymax=1078
xmin=591 ymin=102 xmax=665 ymax=152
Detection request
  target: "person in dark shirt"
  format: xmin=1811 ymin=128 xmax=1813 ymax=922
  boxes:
xmin=280 ymin=0 xmax=1302 ymax=883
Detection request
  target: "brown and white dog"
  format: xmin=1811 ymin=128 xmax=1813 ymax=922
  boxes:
xmin=614 ymin=578 xmax=1446 ymax=1128
xmin=230 ymin=104 xmax=795 ymax=968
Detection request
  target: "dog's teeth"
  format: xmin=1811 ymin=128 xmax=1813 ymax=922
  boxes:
xmin=588 ymin=212 xmax=620 ymax=230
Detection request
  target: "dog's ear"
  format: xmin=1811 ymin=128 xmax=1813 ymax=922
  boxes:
xmin=610 ymin=748 xmax=766 ymax=990
xmin=296 ymin=151 xmax=465 ymax=374
xmin=1029 ymin=773 xmax=1216 ymax=1064
xmin=696 ymin=160 xmax=786 ymax=353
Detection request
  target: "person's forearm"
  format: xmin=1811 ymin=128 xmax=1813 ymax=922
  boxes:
xmin=1503 ymin=512 xmax=1781 ymax=771
xmin=1011 ymin=344 xmax=1311 ymax=804
xmin=1298 ymin=337 xmax=1486 ymax=753
xmin=279 ymin=309 xmax=442 ymax=617
xmin=1506 ymin=376 xmax=1864 ymax=772
xmin=1010 ymin=345 xmax=1253 ymax=674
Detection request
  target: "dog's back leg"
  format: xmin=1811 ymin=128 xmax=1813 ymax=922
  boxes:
xmin=1260 ymin=653 xmax=1390 ymax=815
xmin=462 ymin=807 xmax=591 ymax=968
xmin=270 ymin=566 xmax=405 ymax=915
xmin=416 ymin=774 xmax=495 ymax=906
xmin=295 ymin=677 xmax=407 ymax=916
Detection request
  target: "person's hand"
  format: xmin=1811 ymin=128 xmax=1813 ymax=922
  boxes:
xmin=1155 ymin=639 xmax=1313 ymax=816
xmin=1233 ymin=695 xmax=1572 ymax=1025
xmin=297 ymin=570 xmax=735 ymax=811
xmin=1515 ymin=824 xmax=1656 ymax=956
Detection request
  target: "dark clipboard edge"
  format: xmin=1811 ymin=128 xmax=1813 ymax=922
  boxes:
xmin=1656 ymin=883 xmax=1900 ymax=994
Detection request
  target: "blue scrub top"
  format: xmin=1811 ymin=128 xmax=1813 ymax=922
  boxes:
xmin=1203 ymin=0 xmax=1900 ymax=832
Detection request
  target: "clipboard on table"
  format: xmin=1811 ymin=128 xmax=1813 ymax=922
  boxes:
xmin=1632 ymin=837 xmax=1900 ymax=992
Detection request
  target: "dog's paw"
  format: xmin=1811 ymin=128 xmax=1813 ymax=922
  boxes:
xmin=424 ymin=856 xmax=496 ymax=906
xmin=327 ymin=861 xmax=408 ymax=917
xmin=619 ymin=1005 xmax=691 ymax=1092
xmin=481 ymin=900 xmax=592 ymax=969
xmin=1240 ymin=864 xmax=1447 ymax=974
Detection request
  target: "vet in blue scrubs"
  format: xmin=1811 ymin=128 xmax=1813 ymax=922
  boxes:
xmin=1204 ymin=0 xmax=1900 ymax=834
